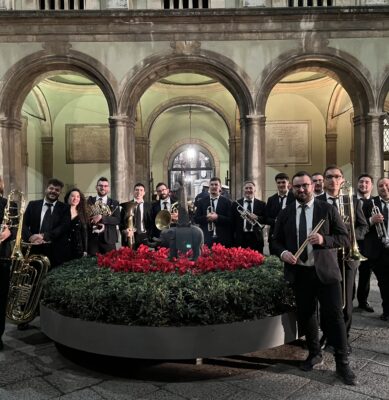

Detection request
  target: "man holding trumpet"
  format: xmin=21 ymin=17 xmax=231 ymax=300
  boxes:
xmin=272 ymin=171 xmax=356 ymax=385
xmin=362 ymin=177 xmax=389 ymax=321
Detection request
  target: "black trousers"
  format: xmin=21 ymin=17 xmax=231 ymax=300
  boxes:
xmin=356 ymin=259 xmax=373 ymax=306
xmin=88 ymin=233 xmax=116 ymax=255
xmin=372 ymin=250 xmax=389 ymax=315
xmin=343 ymin=261 xmax=358 ymax=335
xmin=235 ymin=231 xmax=263 ymax=253
xmin=0 ymin=259 xmax=11 ymax=338
xmin=294 ymin=265 xmax=348 ymax=358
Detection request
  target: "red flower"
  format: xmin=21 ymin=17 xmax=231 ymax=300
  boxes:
xmin=97 ymin=243 xmax=265 ymax=275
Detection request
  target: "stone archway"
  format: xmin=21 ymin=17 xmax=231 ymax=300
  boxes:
xmin=255 ymin=49 xmax=376 ymax=185
xmin=117 ymin=48 xmax=254 ymax=199
xmin=0 ymin=46 xmax=118 ymax=195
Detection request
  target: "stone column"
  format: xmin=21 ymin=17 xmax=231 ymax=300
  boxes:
xmin=364 ymin=112 xmax=386 ymax=187
xmin=0 ymin=117 xmax=23 ymax=191
xmin=135 ymin=136 xmax=150 ymax=190
xmin=325 ymin=131 xmax=337 ymax=166
xmin=242 ymin=114 xmax=266 ymax=200
xmin=228 ymin=136 xmax=241 ymax=199
xmin=109 ymin=115 xmax=130 ymax=203
xmin=353 ymin=114 xmax=367 ymax=184
xmin=41 ymin=136 xmax=53 ymax=191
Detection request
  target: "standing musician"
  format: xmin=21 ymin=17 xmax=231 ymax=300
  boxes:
xmin=354 ymin=173 xmax=375 ymax=312
xmin=194 ymin=176 xmax=232 ymax=247
xmin=232 ymin=180 xmax=266 ymax=253
xmin=120 ymin=183 xmax=152 ymax=249
xmin=312 ymin=173 xmax=325 ymax=197
xmin=316 ymin=165 xmax=368 ymax=348
xmin=151 ymin=182 xmax=178 ymax=239
xmin=362 ymin=177 xmax=389 ymax=321
xmin=22 ymin=178 xmax=70 ymax=268
xmin=272 ymin=171 xmax=356 ymax=385
xmin=87 ymin=177 xmax=120 ymax=255
xmin=0 ymin=177 xmax=17 ymax=350
xmin=264 ymin=173 xmax=294 ymax=255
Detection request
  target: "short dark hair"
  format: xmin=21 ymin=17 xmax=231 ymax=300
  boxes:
xmin=210 ymin=177 xmax=222 ymax=185
xmin=134 ymin=182 xmax=145 ymax=190
xmin=96 ymin=176 xmax=109 ymax=185
xmin=312 ymin=172 xmax=323 ymax=177
xmin=275 ymin=173 xmax=289 ymax=181
xmin=292 ymin=171 xmax=312 ymax=183
xmin=156 ymin=182 xmax=168 ymax=190
xmin=323 ymin=165 xmax=343 ymax=177
xmin=357 ymin=173 xmax=374 ymax=183
xmin=47 ymin=178 xmax=64 ymax=188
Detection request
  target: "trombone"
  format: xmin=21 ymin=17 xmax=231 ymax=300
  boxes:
xmin=233 ymin=201 xmax=265 ymax=231
xmin=371 ymin=199 xmax=389 ymax=248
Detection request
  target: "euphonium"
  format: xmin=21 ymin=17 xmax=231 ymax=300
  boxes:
xmin=6 ymin=190 xmax=50 ymax=325
xmin=155 ymin=202 xmax=178 ymax=231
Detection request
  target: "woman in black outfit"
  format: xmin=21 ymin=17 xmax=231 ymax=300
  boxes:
xmin=64 ymin=188 xmax=88 ymax=260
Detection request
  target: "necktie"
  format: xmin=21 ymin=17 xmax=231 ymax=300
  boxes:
xmin=382 ymin=201 xmax=389 ymax=225
xmin=329 ymin=197 xmax=338 ymax=210
xmin=279 ymin=196 xmax=285 ymax=208
xmin=211 ymin=198 xmax=216 ymax=211
xmin=245 ymin=199 xmax=253 ymax=231
xmin=135 ymin=203 xmax=142 ymax=232
xmin=163 ymin=201 xmax=168 ymax=210
xmin=298 ymin=204 xmax=308 ymax=262
xmin=40 ymin=203 xmax=53 ymax=233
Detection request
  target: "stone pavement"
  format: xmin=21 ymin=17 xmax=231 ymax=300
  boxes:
xmin=0 ymin=275 xmax=388 ymax=400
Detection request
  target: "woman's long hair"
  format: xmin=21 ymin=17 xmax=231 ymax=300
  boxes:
xmin=64 ymin=188 xmax=88 ymax=225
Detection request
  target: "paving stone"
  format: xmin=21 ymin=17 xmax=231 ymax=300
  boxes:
xmin=93 ymin=380 xmax=159 ymax=399
xmin=165 ymin=381 xmax=235 ymax=400
xmin=0 ymin=359 xmax=43 ymax=386
xmin=53 ymin=388 xmax=105 ymax=399
xmin=343 ymin=370 xmax=389 ymax=399
xmin=360 ymin=353 xmax=389 ymax=376
xmin=142 ymin=389 xmax=189 ymax=400
xmin=0 ymin=376 xmax=61 ymax=399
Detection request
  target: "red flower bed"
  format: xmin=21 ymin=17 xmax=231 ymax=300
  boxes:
xmin=97 ymin=243 xmax=265 ymax=275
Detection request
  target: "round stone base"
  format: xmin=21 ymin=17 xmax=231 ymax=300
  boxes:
xmin=40 ymin=305 xmax=297 ymax=359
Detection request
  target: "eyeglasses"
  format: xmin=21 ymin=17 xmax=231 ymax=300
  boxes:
xmin=325 ymin=175 xmax=343 ymax=180
xmin=293 ymin=183 xmax=311 ymax=190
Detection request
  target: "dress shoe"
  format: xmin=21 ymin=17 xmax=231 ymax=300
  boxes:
xmin=300 ymin=353 xmax=323 ymax=371
xmin=358 ymin=303 xmax=374 ymax=313
xmin=379 ymin=313 xmax=389 ymax=321
xmin=336 ymin=362 xmax=357 ymax=385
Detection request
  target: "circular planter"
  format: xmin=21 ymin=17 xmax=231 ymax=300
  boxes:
xmin=40 ymin=304 xmax=297 ymax=359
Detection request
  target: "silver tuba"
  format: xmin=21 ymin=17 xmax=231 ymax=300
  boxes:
xmin=6 ymin=190 xmax=50 ymax=325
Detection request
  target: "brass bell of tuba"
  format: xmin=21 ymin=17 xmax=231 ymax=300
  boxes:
xmin=6 ymin=190 xmax=50 ymax=325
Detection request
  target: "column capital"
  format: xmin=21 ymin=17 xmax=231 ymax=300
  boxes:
xmin=243 ymin=114 xmax=266 ymax=126
xmin=0 ymin=117 xmax=23 ymax=130
xmin=353 ymin=112 xmax=387 ymax=126
xmin=41 ymin=137 xmax=53 ymax=145
xmin=109 ymin=115 xmax=133 ymax=129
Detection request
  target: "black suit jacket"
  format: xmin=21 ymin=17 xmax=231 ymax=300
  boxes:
xmin=120 ymin=201 xmax=153 ymax=245
xmin=232 ymin=198 xmax=266 ymax=247
xmin=194 ymin=195 xmax=232 ymax=247
xmin=362 ymin=196 xmax=387 ymax=260
xmin=272 ymin=199 xmax=349 ymax=284
xmin=22 ymin=199 xmax=71 ymax=267
xmin=87 ymin=196 xmax=120 ymax=245
xmin=0 ymin=197 xmax=17 ymax=259
xmin=264 ymin=191 xmax=294 ymax=230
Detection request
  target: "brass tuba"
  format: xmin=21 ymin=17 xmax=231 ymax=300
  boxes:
xmin=6 ymin=190 xmax=50 ymax=325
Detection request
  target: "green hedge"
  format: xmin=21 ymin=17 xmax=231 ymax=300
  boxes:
xmin=42 ymin=256 xmax=295 ymax=327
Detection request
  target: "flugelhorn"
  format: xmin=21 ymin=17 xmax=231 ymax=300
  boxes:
xmin=233 ymin=200 xmax=265 ymax=231
xmin=294 ymin=219 xmax=325 ymax=260
xmin=371 ymin=199 xmax=389 ymax=248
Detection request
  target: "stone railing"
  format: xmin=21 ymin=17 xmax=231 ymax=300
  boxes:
xmin=0 ymin=0 xmax=387 ymax=10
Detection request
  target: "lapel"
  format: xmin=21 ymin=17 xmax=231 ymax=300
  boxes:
xmin=289 ymin=202 xmax=297 ymax=241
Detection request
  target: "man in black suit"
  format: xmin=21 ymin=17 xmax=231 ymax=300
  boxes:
xmin=316 ymin=166 xmax=368 ymax=341
xmin=22 ymin=178 xmax=70 ymax=268
xmin=264 ymin=172 xmax=294 ymax=255
xmin=362 ymin=177 xmax=389 ymax=321
xmin=194 ymin=176 xmax=232 ymax=247
xmin=150 ymin=182 xmax=178 ymax=239
xmin=312 ymin=172 xmax=325 ymax=197
xmin=354 ymin=173 xmax=374 ymax=312
xmin=232 ymin=180 xmax=266 ymax=253
xmin=0 ymin=177 xmax=17 ymax=349
xmin=272 ymin=171 xmax=356 ymax=385
xmin=120 ymin=183 xmax=152 ymax=249
xmin=87 ymin=177 xmax=120 ymax=255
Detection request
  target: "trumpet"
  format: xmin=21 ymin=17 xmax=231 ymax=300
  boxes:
xmin=371 ymin=199 xmax=389 ymax=248
xmin=207 ymin=201 xmax=217 ymax=238
xmin=234 ymin=201 xmax=265 ymax=231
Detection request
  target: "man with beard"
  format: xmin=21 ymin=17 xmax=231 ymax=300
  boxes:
xmin=272 ymin=171 xmax=356 ymax=385
xmin=151 ymin=182 xmax=178 ymax=239
xmin=22 ymin=178 xmax=70 ymax=268
xmin=362 ymin=177 xmax=389 ymax=321
xmin=312 ymin=173 xmax=325 ymax=197
xmin=87 ymin=177 xmax=120 ymax=255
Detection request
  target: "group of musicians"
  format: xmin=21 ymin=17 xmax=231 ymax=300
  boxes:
xmin=0 ymin=168 xmax=388 ymax=385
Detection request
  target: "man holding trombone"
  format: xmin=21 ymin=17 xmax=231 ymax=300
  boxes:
xmin=362 ymin=177 xmax=389 ymax=321
xmin=272 ymin=171 xmax=356 ymax=385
